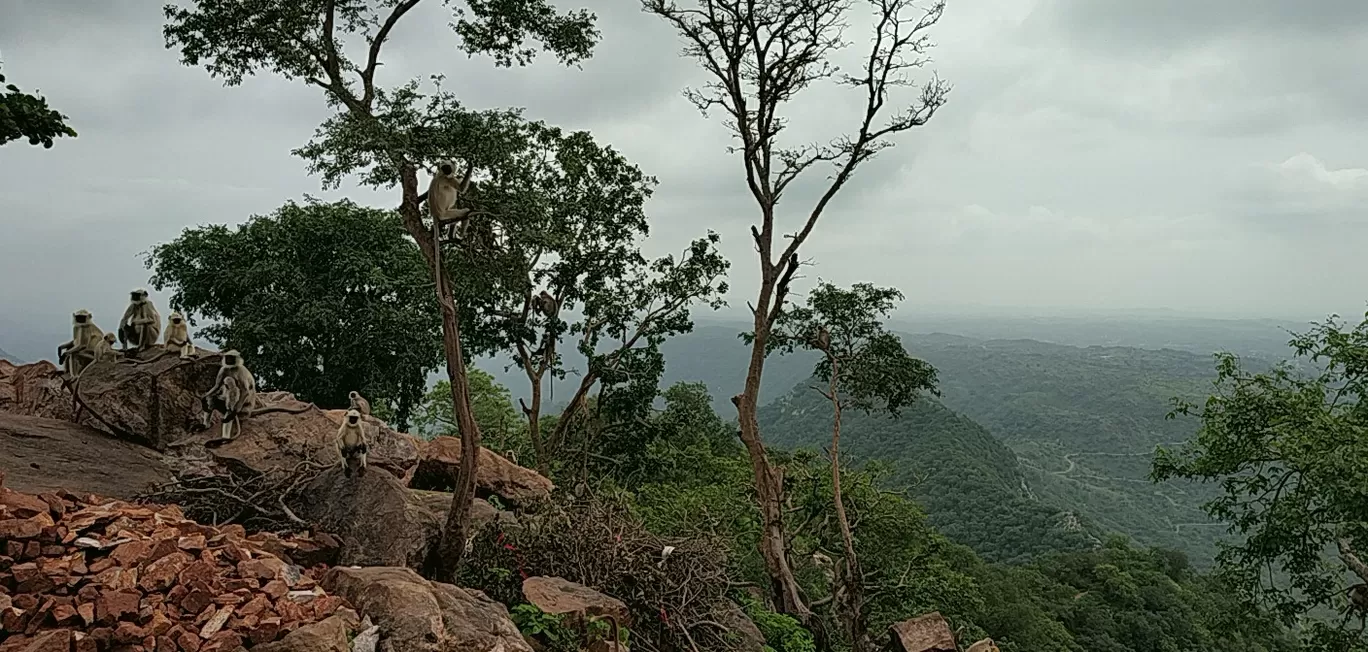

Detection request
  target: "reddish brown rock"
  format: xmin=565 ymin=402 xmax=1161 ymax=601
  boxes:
xmin=889 ymin=612 xmax=957 ymax=652
xmin=0 ymin=413 xmax=172 ymax=501
xmin=412 ymin=436 xmax=553 ymax=506
xmin=522 ymin=576 xmax=632 ymax=627
xmin=323 ymin=566 xmax=532 ymax=652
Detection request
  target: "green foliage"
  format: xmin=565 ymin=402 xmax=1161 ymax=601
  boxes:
xmin=163 ymin=0 xmax=597 ymax=88
xmin=0 ymin=65 xmax=77 ymax=148
xmin=768 ymin=281 xmax=938 ymax=416
xmin=1154 ymin=314 xmax=1368 ymax=649
xmin=410 ymin=371 xmax=522 ymax=444
xmin=144 ymin=199 xmax=439 ymax=429
xmin=509 ymin=604 xmax=579 ymax=651
xmin=736 ymin=594 xmax=816 ymax=652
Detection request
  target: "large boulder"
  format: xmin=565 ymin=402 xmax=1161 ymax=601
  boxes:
xmin=717 ymin=601 xmax=768 ymax=652
xmin=889 ymin=612 xmax=957 ymax=652
xmin=68 ymin=350 xmax=221 ymax=450
xmin=322 ymin=566 xmax=533 ymax=652
xmin=0 ymin=412 xmax=173 ymax=499
xmin=208 ymin=404 xmax=419 ymax=479
xmin=0 ymin=360 xmax=75 ymax=421
xmin=292 ymin=466 xmax=443 ymax=569
xmin=522 ymin=576 xmax=632 ymax=626
xmin=411 ymin=436 xmax=553 ymax=506
xmin=252 ymin=613 xmax=358 ymax=652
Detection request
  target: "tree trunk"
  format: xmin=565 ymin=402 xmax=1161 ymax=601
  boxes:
xmin=524 ymin=367 xmax=548 ymax=475
xmin=396 ymin=166 xmax=482 ymax=583
xmin=828 ymin=358 xmax=867 ymax=652
xmin=735 ymin=276 xmax=810 ymax=620
xmin=548 ymin=373 xmax=597 ymax=456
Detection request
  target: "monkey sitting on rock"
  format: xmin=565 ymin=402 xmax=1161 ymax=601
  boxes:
xmin=57 ymin=309 xmax=104 ymax=377
xmin=336 ymin=408 xmax=369 ymax=478
xmin=118 ymin=288 xmax=161 ymax=355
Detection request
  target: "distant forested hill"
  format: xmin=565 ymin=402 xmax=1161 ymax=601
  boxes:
xmin=899 ymin=333 xmax=1269 ymax=567
xmin=482 ymin=321 xmax=1266 ymax=566
xmin=758 ymin=380 xmax=1101 ymax=564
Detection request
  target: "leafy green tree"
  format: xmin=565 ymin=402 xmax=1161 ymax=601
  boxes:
xmin=768 ymin=282 xmax=938 ymax=651
xmin=545 ymin=233 xmax=729 ymax=473
xmin=0 ymin=64 xmax=76 ymax=148
xmin=1154 ymin=314 xmax=1368 ymax=650
xmin=146 ymin=199 xmax=439 ymax=430
xmin=411 ymin=371 xmax=523 ymax=452
xmin=643 ymin=0 xmax=951 ymax=618
xmin=163 ymin=0 xmax=599 ymax=581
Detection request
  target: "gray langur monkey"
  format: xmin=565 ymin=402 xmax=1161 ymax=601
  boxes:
xmin=118 ymin=288 xmax=162 ymax=354
xmin=92 ymin=332 xmax=119 ymax=365
xmin=348 ymin=390 xmax=371 ymax=416
xmin=808 ymin=325 xmax=831 ymax=352
xmin=200 ymin=350 xmax=256 ymax=439
xmin=534 ymin=290 xmax=558 ymax=319
xmin=336 ymin=408 xmax=369 ymax=478
xmin=163 ymin=311 xmax=194 ymax=359
xmin=57 ymin=309 xmax=104 ymax=376
xmin=427 ymin=159 xmax=472 ymax=242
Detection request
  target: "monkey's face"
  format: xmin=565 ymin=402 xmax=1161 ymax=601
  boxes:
xmin=346 ymin=409 xmax=361 ymax=425
xmin=73 ymin=312 xmax=89 ymax=324
xmin=171 ymin=316 xmax=184 ymax=325
xmin=104 ymin=333 xmax=115 ymax=343
xmin=223 ymin=354 xmax=238 ymax=366
xmin=349 ymin=391 xmax=358 ymax=400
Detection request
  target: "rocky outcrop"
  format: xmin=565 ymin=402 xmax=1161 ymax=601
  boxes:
xmin=208 ymin=403 xmax=419 ymax=479
xmin=717 ymin=601 xmax=768 ymax=652
xmin=0 ymin=413 xmax=172 ymax=499
xmin=292 ymin=467 xmax=442 ymax=569
xmin=251 ymin=612 xmax=358 ymax=652
xmin=322 ymin=566 xmax=532 ymax=652
xmin=521 ymin=576 xmax=632 ymax=627
xmin=0 ymin=360 xmax=74 ymax=422
xmin=411 ymin=436 xmax=553 ymax=506
xmin=69 ymin=350 xmax=222 ymax=450
xmin=889 ymin=612 xmax=957 ymax=652
xmin=411 ymin=491 xmax=518 ymax=533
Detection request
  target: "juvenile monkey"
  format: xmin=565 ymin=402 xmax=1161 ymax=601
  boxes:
xmin=217 ymin=375 xmax=245 ymax=439
xmin=57 ymin=310 xmax=105 ymax=376
xmin=92 ymin=332 xmax=119 ymax=364
xmin=336 ymin=408 xmax=369 ymax=477
xmin=427 ymin=159 xmax=472 ymax=241
xmin=200 ymin=350 xmax=256 ymax=434
xmin=163 ymin=311 xmax=194 ymax=359
xmin=348 ymin=390 xmax=371 ymax=416
xmin=118 ymin=288 xmax=162 ymax=354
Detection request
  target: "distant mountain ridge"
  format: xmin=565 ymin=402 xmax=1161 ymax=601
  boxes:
xmin=758 ymin=379 xmax=1102 ymax=564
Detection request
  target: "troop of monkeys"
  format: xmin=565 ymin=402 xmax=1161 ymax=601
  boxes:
xmin=56 ymin=288 xmax=192 ymax=378
xmin=56 ymin=288 xmax=372 ymax=478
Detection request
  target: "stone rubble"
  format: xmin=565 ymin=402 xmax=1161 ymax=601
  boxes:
xmin=0 ymin=479 xmax=353 ymax=651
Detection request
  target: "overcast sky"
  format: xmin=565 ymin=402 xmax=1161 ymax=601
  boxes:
xmin=4 ymin=0 xmax=1368 ymax=351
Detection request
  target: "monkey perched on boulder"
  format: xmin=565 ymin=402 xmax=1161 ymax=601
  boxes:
xmin=348 ymin=390 xmax=371 ymax=416
xmin=163 ymin=311 xmax=194 ymax=358
xmin=57 ymin=309 xmax=104 ymax=376
xmin=118 ymin=288 xmax=161 ymax=354
xmin=336 ymin=408 xmax=369 ymax=477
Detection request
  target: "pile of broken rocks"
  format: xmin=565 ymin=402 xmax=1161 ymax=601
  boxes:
xmin=0 ymin=478 xmax=352 ymax=652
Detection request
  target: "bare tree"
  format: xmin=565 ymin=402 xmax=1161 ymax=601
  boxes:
xmin=643 ymin=0 xmax=949 ymax=619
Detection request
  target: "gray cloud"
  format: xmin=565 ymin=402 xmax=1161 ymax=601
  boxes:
xmin=2 ymin=0 xmax=1368 ymax=356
